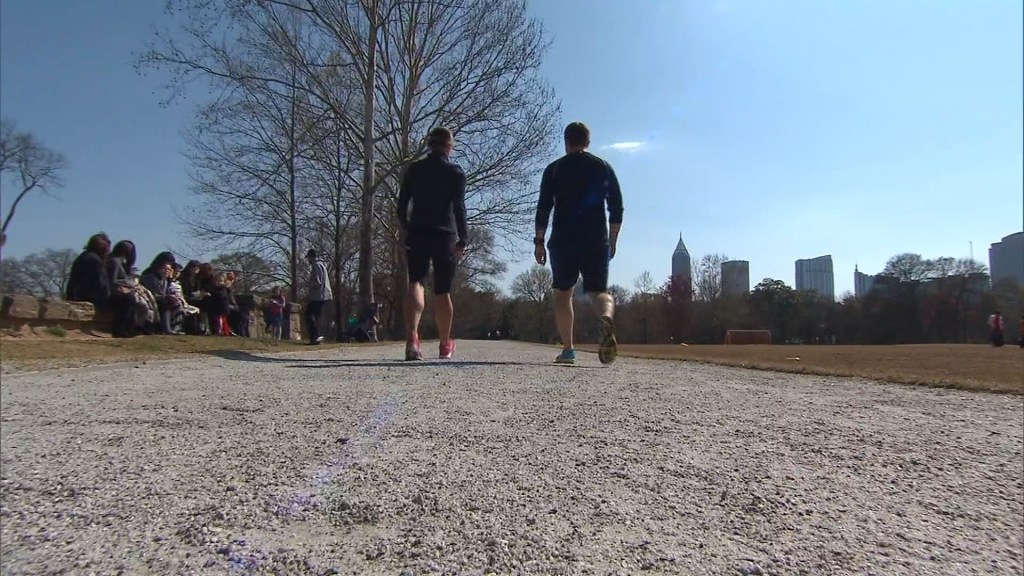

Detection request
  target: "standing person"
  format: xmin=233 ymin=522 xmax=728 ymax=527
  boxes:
xmin=988 ymin=310 xmax=1004 ymax=347
xmin=265 ymin=286 xmax=286 ymax=342
xmin=396 ymin=127 xmax=468 ymax=361
xmin=534 ymin=121 xmax=624 ymax=365
xmin=304 ymin=249 xmax=332 ymax=345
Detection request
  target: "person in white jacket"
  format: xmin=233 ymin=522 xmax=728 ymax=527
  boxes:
xmin=304 ymin=249 xmax=333 ymax=345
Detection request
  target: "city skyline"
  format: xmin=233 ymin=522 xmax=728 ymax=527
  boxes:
xmin=666 ymin=227 xmax=1023 ymax=302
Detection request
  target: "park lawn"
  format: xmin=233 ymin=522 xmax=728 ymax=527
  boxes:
xmin=576 ymin=343 xmax=1024 ymax=395
xmin=0 ymin=335 xmax=357 ymax=373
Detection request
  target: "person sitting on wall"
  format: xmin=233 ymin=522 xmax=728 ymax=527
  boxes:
xmin=66 ymin=232 xmax=112 ymax=307
xmin=141 ymin=256 xmax=185 ymax=335
xmin=106 ymin=240 xmax=143 ymax=338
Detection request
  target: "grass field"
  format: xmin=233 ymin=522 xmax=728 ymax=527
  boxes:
xmin=578 ymin=343 xmax=1023 ymax=394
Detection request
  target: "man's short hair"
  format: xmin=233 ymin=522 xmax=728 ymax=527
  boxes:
xmin=306 ymin=249 xmax=317 ymax=259
xmin=563 ymin=122 xmax=590 ymax=148
xmin=427 ymin=127 xmax=453 ymax=150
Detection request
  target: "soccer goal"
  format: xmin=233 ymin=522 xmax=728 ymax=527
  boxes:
xmin=724 ymin=330 xmax=772 ymax=345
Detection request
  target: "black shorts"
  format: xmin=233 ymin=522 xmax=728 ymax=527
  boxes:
xmin=406 ymin=231 xmax=456 ymax=294
xmin=549 ymin=240 xmax=609 ymax=293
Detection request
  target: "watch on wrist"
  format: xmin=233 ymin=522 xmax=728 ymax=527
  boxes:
xmin=534 ymin=237 xmax=545 ymax=245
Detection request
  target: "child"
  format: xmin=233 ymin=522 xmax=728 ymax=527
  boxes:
xmin=265 ymin=287 xmax=286 ymax=342
xmin=168 ymin=263 xmax=201 ymax=317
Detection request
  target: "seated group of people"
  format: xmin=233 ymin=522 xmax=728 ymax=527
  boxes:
xmin=64 ymin=233 xmax=247 ymax=338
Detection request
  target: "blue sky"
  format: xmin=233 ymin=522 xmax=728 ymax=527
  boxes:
xmin=2 ymin=0 xmax=1021 ymax=298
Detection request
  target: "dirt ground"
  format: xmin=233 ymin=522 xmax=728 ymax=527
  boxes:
xmin=576 ymin=344 xmax=1024 ymax=395
xmin=2 ymin=340 xmax=1022 ymax=575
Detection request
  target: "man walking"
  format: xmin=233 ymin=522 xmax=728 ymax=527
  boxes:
xmin=397 ymin=127 xmax=468 ymax=360
xmin=304 ymin=249 xmax=332 ymax=345
xmin=534 ymin=121 xmax=624 ymax=365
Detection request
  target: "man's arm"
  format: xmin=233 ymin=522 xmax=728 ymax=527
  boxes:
xmin=396 ymin=165 xmax=413 ymax=230
xmin=534 ymin=164 xmax=555 ymax=240
xmin=453 ymin=168 xmax=468 ymax=244
xmin=605 ymin=163 xmax=624 ymax=243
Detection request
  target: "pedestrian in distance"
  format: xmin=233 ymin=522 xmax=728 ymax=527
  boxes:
xmin=304 ymin=249 xmax=332 ymax=345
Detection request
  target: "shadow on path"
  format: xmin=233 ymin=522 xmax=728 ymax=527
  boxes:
xmin=284 ymin=360 xmax=530 ymax=369
xmin=205 ymin=350 xmax=361 ymax=364
xmin=206 ymin=350 xmax=550 ymax=369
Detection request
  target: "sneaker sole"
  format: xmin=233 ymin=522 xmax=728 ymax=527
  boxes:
xmin=598 ymin=316 xmax=617 ymax=364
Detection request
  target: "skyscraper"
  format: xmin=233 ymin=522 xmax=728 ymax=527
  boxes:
xmin=721 ymin=260 xmax=750 ymax=296
xmin=672 ymin=234 xmax=691 ymax=281
xmin=989 ymin=232 xmax=1024 ymax=287
xmin=854 ymin=265 xmax=875 ymax=298
xmin=795 ymin=255 xmax=835 ymax=300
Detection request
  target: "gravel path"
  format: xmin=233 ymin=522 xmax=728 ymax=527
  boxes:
xmin=1 ymin=340 xmax=1021 ymax=575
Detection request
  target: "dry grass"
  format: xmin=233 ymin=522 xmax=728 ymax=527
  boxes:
xmin=577 ymin=343 xmax=1024 ymax=395
xmin=0 ymin=334 xmax=355 ymax=373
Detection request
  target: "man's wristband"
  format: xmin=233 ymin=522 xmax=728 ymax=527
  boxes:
xmin=533 ymin=237 xmax=545 ymax=245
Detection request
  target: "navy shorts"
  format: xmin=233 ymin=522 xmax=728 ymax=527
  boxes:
xmin=406 ymin=231 xmax=457 ymax=294
xmin=549 ymin=241 xmax=609 ymax=293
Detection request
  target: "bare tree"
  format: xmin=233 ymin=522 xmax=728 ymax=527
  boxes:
xmin=0 ymin=120 xmax=69 ymax=254
xmin=631 ymin=271 xmax=657 ymax=343
xmin=511 ymin=264 xmax=552 ymax=304
xmin=0 ymin=248 xmax=76 ymax=297
xmin=209 ymin=251 xmax=280 ymax=293
xmin=139 ymin=0 xmax=560 ymax=309
xmin=456 ymin=226 xmax=508 ymax=292
xmin=509 ymin=263 xmax=552 ymax=343
xmin=883 ymin=253 xmax=934 ymax=283
xmin=692 ymin=253 xmax=729 ymax=302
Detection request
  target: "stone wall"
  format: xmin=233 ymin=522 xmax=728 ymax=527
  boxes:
xmin=0 ymin=293 xmax=303 ymax=340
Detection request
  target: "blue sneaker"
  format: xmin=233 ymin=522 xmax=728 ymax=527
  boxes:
xmin=554 ymin=348 xmax=577 ymax=365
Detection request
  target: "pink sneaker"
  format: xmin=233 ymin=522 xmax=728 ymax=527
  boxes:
xmin=439 ymin=340 xmax=456 ymax=359
xmin=405 ymin=335 xmax=423 ymax=361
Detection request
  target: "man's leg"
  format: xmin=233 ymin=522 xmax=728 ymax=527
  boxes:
xmin=403 ymin=232 xmax=430 ymax=360
xmin=554 ymin=288 xmax=575 ymax=350
xmin=433 ymin=235 xmax=457 ymax=358
xmin=404 ymin=281 xmax=425 ymax=342
xmin=305 ymin=301 xmax=322 ymax=343
xmin=548 ymin=242 xmax=580 ymax=364
xmin=582 ymin=243 xmax=617 ymax=364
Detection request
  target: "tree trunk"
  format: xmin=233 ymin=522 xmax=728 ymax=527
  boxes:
xmin=288 ymin=77 xmax=300 ymax=304
xmin=358 ymin=4 xmax=379 ymax=308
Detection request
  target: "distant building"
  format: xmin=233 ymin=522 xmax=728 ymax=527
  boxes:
xmin=854 ymin=265 xmax=875 ymax=298
xmin=795 ymin=254 xmax=835 ymax=300
xmin=671 ymin=234 xmax=691 ymax=281
xmin=721 ymin=260 xmax=750 ymax=296
xmin=989 ymin=232 xmax=1024 ymax=287
xmin=671 ymin=234 xmax=692 ymax=301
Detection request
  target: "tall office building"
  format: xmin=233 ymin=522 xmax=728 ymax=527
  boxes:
xmin=672 ymin=234 xmax=691 ymax=281
xmin=670 ymin=234 xmax=692 ymax=301
xmin=989 ymin=232 xmax=1024 ymax=287
xmin=721 ymin=260 xmax=750 ymax=296
xmin=854 ymin=265 xmax=875 ymax=298
xmin=795 ymin=254 xmax=835 ymax=300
